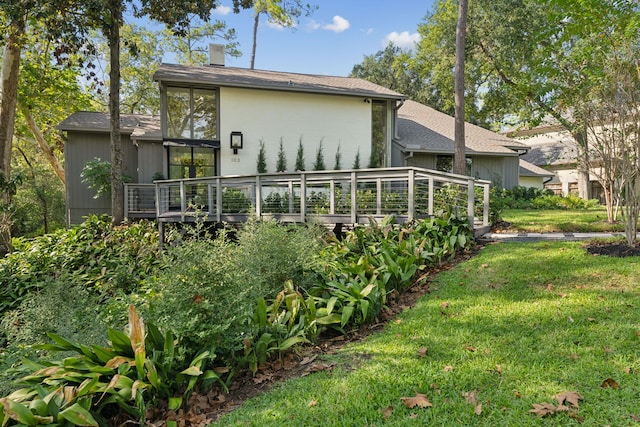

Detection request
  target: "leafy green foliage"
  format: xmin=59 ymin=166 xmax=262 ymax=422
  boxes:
xmin=312 ymin=140 xmax=325 ymax=171
xmin=256 ymin=140 xmax=267 ymax=173
xmin=276 ymin=138 xmax=287 ymax=172
xmin=491 ymin=186 xmax=599 ymax=212
xmin=0 ymin=306 xmax=222 ymax=426
xmin=80 ymin=159 xmax=132 ymax=199
xmin=0 ymin=215 xmax=161 ymax=318
xmin=295 ymin=138 xmax=305 ymax=171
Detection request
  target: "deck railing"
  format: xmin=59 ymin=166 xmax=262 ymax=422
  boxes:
xmin=125 ymin=167 xmax=491 ymax=229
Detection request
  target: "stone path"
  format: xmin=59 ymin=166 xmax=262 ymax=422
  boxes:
xmin=481 ymin=232 xmax=637 ymax=242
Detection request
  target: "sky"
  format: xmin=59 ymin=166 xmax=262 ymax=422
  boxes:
xmin=185 ymin=0 xmax=436 ymax=77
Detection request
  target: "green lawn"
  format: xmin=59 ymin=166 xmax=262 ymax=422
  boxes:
xmin=499 ymin=207 xmax=626 ymax=233
xmin=213 ymin=241 xmax=640 ymax=426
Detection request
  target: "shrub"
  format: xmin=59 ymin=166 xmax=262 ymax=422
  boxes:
xmin=0 ymin=216 xmax=161 ymax=318
xmin=147 ymin=219 xmax=323 ymax=362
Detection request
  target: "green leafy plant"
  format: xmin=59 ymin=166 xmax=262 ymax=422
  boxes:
xmin=81 ymin=159 xmax=131 ymax=199
xmin=0 ymin=306 xmax=223 ymax=426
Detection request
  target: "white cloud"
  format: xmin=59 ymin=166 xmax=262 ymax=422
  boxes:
xmin=384 ymin=31 xmax=421 ymax=49
xmin=213 ymin=5 xmax=232 ymax=16
xmin=322 ymin=16 xmax=350 ymax=33
xmin=307 ymin=20 xmax=321 ymax=30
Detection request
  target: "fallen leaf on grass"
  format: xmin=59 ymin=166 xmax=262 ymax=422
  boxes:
xmin=417 ymin=347 xmax=428 ymax=357
xmin=299 ymin=355 xmax=318 ymax=365
xmin=630 ymin=413 xmax=640 ymax=422
xmin=464 ymin=345 xmax=477 ymax=352
xmin=601 ymin=378 xmax=620 ymax=389
xmin=308 ymin=399 xmax=318 ymax=407
xmin=401 ymin=393 xmax=432 ymax=409
xmin=474 ymin=403 xmax=483 ymax=415
xmin=554 ymin=391 xmax=583 ymax=408
xmin=443 ymin=365 xmax=454 ymax=372
xmin=381 ymin=406 xmax=393 ymax=419
xmin=530 ymin=402 xmax=558 ymax=417
xmin=462 ymin=391 xmax=482 ymax=416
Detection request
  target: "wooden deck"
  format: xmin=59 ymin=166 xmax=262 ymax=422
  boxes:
xmin=124 ymin=167 xmax=491 ymax=241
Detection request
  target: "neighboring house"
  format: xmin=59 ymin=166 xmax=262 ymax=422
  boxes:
xmin=59 ymin=56 xmax=531 ymax=224
xmin=512 ymin=124 xmax=604 ymax=199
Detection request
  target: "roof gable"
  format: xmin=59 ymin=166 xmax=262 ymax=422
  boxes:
xmin=154 ymin=63 xmax=406 ymax=100
xmin=57 ymin=111 xmax=161 ymax=140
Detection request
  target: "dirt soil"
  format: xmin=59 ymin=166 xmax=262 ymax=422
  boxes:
xmin=585 ymin=241 xmax=640 ymax=257
xmin=140 ymin=239 xmax=637 ymax=426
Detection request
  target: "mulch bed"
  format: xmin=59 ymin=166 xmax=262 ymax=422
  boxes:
xmin=585 ymin=242 xmax=640 ymax=257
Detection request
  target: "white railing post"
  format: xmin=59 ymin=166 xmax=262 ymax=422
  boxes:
xmin=376 ymin=178 xmax=382 ymax=216
xmin=216 ymin=178 xmax=222 ymax=222
xmin=330 ymin=180 xmax=336 ymax=215
xmin=288 ymin=181 xmax=294 ymax=214
xmin=408 ymin=169 xmax=415 ymax=221
xmin=428 ymin=177 xmax=434 ymax=217
xmin=255 ymin=175 xmax=262 ymax=218
xmin=124 ymin=183 xmax=129 ymax=220
xmin=300 ymin=173 xmax=306 ymax=222
xmin=207 ymin=183 xmax=214 ymax=216
xmin=467 ymin=179 xmax=475 ymax=228
xmin=351 ymin=171 xmax=357 ymax=224
xmin=483 ymin=182 xmax=490 ymax=226
xmin=180 ymin=181 xmax=187 ymax=221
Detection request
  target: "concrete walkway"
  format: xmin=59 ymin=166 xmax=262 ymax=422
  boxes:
xmin=480 ymin=231 xmax=636 ymax=242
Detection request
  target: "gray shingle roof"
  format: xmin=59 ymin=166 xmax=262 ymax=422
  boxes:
xmin=519 ymin=159 xmax=555 ymax=177
xmin=396 ymin=100 xmax=527 ymax=156
xmin=58 ymin=111 xmax=161 ymax=140
xmin=153 ymin=63 xmax=406 ymax=100
xmin=520 ymin=140 xmax=578 ymax=166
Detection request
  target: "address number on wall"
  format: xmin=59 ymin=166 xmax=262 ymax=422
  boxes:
xmin=231 ymin=157 xmax=240 ymax=163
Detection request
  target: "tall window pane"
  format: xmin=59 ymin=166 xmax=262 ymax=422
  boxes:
xmin=370 ymin=101 xmax=387 ymax=168
xmin=166 ymin=87 xmax=191 ymax=139
xmin=193 ymin=89 xmax=217 ymax=140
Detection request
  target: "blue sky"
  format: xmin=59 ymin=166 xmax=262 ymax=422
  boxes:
xmin=202 ymin=0 xmax=436 ymax=76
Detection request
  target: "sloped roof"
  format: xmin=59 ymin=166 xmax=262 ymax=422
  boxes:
xmin=396 ymin=100 xmax=527 ymax=156
xmin=519 ymin=159 xmax=555 ymax=177
xmin=154 ymin=63 xmax=406 ymax=100
xmin=520 ymin=140 xmax=578 ymax=166
xmin=58 ymin=111 xmax=161 ymax=140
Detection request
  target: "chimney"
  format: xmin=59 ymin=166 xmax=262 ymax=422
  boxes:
xmin=209 ymin=44 xmax=225 ymax=66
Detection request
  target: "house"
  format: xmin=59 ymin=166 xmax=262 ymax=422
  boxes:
xmin=512 ymin=124 xmax=604 ymax=199
xmin=59 ymin=57 xmax=531 ymax=225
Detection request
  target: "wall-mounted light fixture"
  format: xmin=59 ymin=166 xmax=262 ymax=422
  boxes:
xmin=230 ymin=131 xmax=243 ymax=155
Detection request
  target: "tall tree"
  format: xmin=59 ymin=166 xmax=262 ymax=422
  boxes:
xmin=350 ymin=43 xmax=425 ymax=102
xmin=233 ymin=0 xmax=316 ymax=69
xmin=453 ymin=0 xmax=468 ymax=175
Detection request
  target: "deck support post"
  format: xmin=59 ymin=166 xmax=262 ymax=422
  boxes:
xmin=483 ymin=182 xmax=490 ymax=226
xmin=467 ymin=179 xmax=475 ymax=228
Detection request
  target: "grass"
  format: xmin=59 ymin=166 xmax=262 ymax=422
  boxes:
xmin=212 ymin=241 xmax=640 ymax=426
xmin=499 ymin=206 xmax=626 ymax=233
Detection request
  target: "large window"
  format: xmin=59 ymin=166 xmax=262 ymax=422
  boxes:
xmin=166 ymin=87 xmax=217 ymax=140
xmin=168 ymin=146 xmax=217 ymax=179
xmin=436 ymin=155 xmax=472 ymax=176
xmin=370 ymin=100 xmax=388 ymax=168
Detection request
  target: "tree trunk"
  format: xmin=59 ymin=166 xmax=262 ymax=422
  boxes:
xmin=572 ymin=127 xmax=591 ymax=200
xmin=20 ymin=104 xmax=66 ymax=185
xmin=250 ymin=12 xmax=260 ymax=70
xmin=108 ymin=0 xmax=124 ymax=225
xmin=0 ymin=19 xmax=25 ymax=255
xmin=453 ymin=0 xmax=468 ymax=176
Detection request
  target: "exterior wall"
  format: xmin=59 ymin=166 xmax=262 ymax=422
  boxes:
xmin=136 ymin=140 xmax=165 ymax=182
xmin=402 ymin=152 xmax=520 ymax=188
xmin=218 ymin=87 xmax=373 ymax=175
xmin=65 ymin=131 xmax=138 ymax=224
xmin=519 ymin=176 xmax=545 ymax=189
